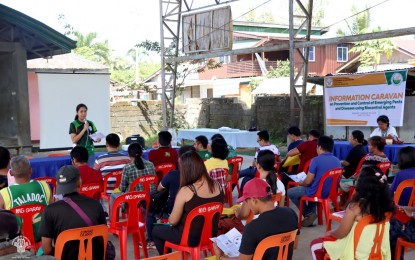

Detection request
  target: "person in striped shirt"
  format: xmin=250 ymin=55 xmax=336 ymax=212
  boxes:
xmin=94 ymin=133 xmax=130 ymax=175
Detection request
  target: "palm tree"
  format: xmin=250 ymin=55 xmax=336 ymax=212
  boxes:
xmin=72 ymin=31 xmax=111 ymax=65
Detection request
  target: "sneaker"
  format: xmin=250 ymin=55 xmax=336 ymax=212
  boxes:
xmin=302 ymin=212 xmax=317 ymax=227
xmin=146 ymin=241 xmax=156 ymax=250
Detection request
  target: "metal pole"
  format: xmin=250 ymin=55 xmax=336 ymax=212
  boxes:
xmin=289 ymin=0 xmax=296 ymax=126
xmin=159 ymin=0 xmax=167 ymax=129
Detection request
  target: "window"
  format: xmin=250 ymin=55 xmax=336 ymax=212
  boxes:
xmin=337 ymin=44 xmax=348 ymax=62
xmin=303 ymin=46 xmax=315 ymax=61
xmin=219 ymin=55 xmax=229 ymax=64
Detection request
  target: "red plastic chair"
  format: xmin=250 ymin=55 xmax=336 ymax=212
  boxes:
xmin=208 ymin=168 xmax=230 ymax=205
xmin=34 ymin=177 xmax=57 ymax=196
xmin=286 ymin=159 xmax=311 ymax=207
xmin=129 ymin=174 xmax=158 ymax=193
xmin=101 ymin=170 xmax=123 ymax=213
xmin=164 ymin=202 xmax=223 ymax=259
xmin=395 ymin=237 xmax=415 ymax=260
xmin=155 ymin=163 xmax=176 ymax=182
xmin=227 ymin=156 xmax=243 ymax=197
xmin=54 ymin=224 xmax=108 ymax=260
xmin=47 ymin=153 xmax=68 ymax=157
xmin=109 ymin=191 xmax=150 ymax=260
xmin=252 ymin=229 xmax=298 ymax=260
xmin=298 ymin=168 xmax=343 ymax=229
xmin=80 ymin=183 xmax=103 ymax=200
xmin=10 ymin=204 xmax=46 ymax=253
xmin=376 ymin=161 xmax=391 ymax=174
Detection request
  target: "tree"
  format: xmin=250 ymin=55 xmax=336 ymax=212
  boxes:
xmin=336 ymin=5 xmax=370 ymax=36
xmin=350 ymin=27 xmax=395 ymax=71
xmin=266 ymin=60 xmax=291 ymax=78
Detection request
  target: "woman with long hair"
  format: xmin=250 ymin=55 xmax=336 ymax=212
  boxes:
xmin=69 ymin=103 xmax=100 ymax=167
xmin=311 ymin=166 xmax=395 ymax=259
xmin=152 ymin=150 xmax=224 ymax=255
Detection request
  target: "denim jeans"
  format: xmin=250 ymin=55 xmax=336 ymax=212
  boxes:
xmin=239 ymin=166 xmax=257 ymax=193
xmin=287 ymin=186 xmax=316 ymax=217
xmin=87 ymin=153 xmax=95 ymax=168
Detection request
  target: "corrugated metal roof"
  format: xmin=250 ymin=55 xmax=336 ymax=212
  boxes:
xmin=0 ymin=3 xmax=76 ymax=59
xmin=232 ymin=40 xmax=260 ymax=50
xmin=27 ymin=53 xmax=108 ymax=72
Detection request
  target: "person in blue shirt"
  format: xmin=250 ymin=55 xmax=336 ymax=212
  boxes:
xmin=287 ymin=136 xmax=341 ymax=227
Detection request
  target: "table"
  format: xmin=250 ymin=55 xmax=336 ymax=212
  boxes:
xmin=333 ymin=141 xmax=415 ymax=164
xmin=178 ymin=128 xmax=259 ymax=148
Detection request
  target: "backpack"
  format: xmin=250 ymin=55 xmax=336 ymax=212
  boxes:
xmin=149 ymin=189 xmax=169 ymax=218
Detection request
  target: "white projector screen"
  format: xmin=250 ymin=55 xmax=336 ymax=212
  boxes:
xmin=38 ymin=73 xmax=110 ymax=149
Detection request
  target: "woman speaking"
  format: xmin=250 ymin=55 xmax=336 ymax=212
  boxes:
xmin=370 ymin=115 xmax=398 ymax=138
xmin=69 ymin=104 xmax=100 ymax=167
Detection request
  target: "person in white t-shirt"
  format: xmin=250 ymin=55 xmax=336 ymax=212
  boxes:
xmin=239 ymin=130 xmax=280 ymax=192
xmin=370 ymin=115 xmax=398 ymax=138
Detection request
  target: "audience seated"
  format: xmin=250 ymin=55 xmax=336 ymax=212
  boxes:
xmin=285 ymin=130 xmax=320 ymax=174
xmin=0 ymin=147 xmax=10 ymax=189
xmin=339 ymin=136 xmax=390 ymax=195
xmin=39 ymin=165 xmax=106 ymax=259
xmin=287 ymin=136 xmax=341 ymax=227
xmin=280 ymin=126 xmax=304 ymax=174
xmin=310 ymin=166 xmax=394 ymax=259
xmin=390 ymin=146 xmax=415 ymax=205
xmin=390 ymin=206 xmax=415 ymax=259
xmin=205 ymin=138 xmax=230 ymax=188
xmin=70 ymin=146 xmax=103 ymax=189
xmin=148 ymin=131 xmax=179 ymax=170
xmin=214 ymin=179 xmax=298 ymax=259
xmin=94 ymin=133 xmax=130 ymax=175
xmin=239 ymin=130 xmax=280 ymax=192
xmin=194 ymin=135 xmax=212 ymax=161
xmin=209 ymin=134 xmax=237 ymax=159
xmin=0 ymin=156 xmax=52 ymax=242
xmin=146 ymin=145 xmax=196 ymax=249
xmin=152 ymin=150 xmax=224 ymax=255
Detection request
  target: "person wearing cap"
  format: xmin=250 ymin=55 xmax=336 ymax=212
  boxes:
xmin=0 ymin=156 xmax=52 ymax=243
xmin=39 ymin=165 xmax=106 ymax=259
xmin=213 ymin=178 xmax=298 ymax=260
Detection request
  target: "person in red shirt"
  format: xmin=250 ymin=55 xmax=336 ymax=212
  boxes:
xmin=286 ymin=130 xmax=320 ymax=173
xmin=70 ymin=146 xmax=103 ymax=191
xmin=148 ymin=131 xmax=178 ymax=180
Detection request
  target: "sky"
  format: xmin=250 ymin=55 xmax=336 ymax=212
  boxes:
xmin=1 ymin=0 xmax=414 ymax=57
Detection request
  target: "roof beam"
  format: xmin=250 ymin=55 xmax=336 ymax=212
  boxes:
xmin=168 ymin=27 xmax=415 ymax=63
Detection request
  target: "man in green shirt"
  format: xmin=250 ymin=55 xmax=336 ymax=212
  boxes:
xmin=194 ymin=135 xmax=212 ymax=161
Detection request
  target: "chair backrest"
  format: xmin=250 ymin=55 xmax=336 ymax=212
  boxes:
xmin=313 ymin=168 xmax=343 ymax=199
xmin=109 ymin=191 xmax=150 ymax=230
xmin=129 ymin=174 xmax=158 ymax=193
xmin=353 ymin=213 xmax=392 ymax=259
xmin=252 ymin=229 xmax=298 ymax=260
xmin=155 ymin=163 xmax=176 ymax=180
xmin=47 ymin=153 xmax=68 ymax=157
xmin=178 ymin=202 xmax=223 ymax=248
xmin=353 ymin=155 xmax=369 ymax=177
xmin=34 ymin=177 xmax=57 ymax=196
xmin=393 ymin=179 xmax=415 ymax=207
xmin=10 ymin=204 xmax=46 ymax=246
xmin=54 ymin=224 xmax=108 ymax=260
xmin=80 ymin=183 xmax=103 ymax=200
xmin=102 ymin=170 xmax=123 ymax=193
xmin=143 ymin=251 xmax=181 ymax=260
xmin=303 ymin=159 xmax=312 ymax=173
xmin=227 ymin=156 xmax=243 ymax=178
xmin=376 ymin=162 xmax=391 ymax=175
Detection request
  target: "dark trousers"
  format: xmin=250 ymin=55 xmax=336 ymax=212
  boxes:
xmin=152 ymin=224 xmax=182 ymax=255
xmin=390 ymin=218 xmax=415 ymax=260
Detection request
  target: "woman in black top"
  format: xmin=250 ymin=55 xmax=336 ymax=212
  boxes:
xmin=341 ymin=130 xmax=367 ymax=179
xmin=152 ymin=150 xmax=224 ymax=255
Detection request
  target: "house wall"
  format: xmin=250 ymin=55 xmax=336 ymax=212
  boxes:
xmin=28 ymin=72 xmax=40 ymax=141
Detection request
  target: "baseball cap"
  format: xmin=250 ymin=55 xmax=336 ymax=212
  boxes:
xmin=56 ymin=165 xmax=80 ymax=195
xmin=236 ymin=178 xmax=272 ymax=203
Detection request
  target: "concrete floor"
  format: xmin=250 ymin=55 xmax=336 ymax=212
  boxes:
xmin=93 ymin=155 xmax=415 ymax=259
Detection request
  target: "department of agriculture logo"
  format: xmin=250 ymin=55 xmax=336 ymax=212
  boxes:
xmin=391 ymin=72 xmax=403 ymax=85
xmin=11 ymin=235 xmax=31 ymax=258
xmin=326 ymin=78 xmax=333 ymax=87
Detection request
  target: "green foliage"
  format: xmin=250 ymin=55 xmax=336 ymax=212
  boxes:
xmin=243 ymin=8 xmax=274 ymax=23
xmin=336 ymin=5 xmax=370 ymax=36
xmin=248 ymin=78 xmax=262 ymax=92
xmin=266 ymin=60 xmax=291 ymax=78
xmin=350 ymin=27 xmax=395 ymax=70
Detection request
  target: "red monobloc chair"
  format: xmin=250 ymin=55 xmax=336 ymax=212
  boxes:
xmin=298 ymin=168 xmax=343 ymax=229
xmin=109 ymin=191 xmax=150 ymax=260
xmin=393 ymin=179 xmax=415 ymax=206
xmin=164 ymin=202 xmax=224 ymax=259
xmin=130 ymin=174 xmax=158 ymax=193
xmin=376 ymin=161 xmax=392 ymax=174
xmin=10 ymin=204 xmax=46 ymax=253
xmin=286 ymin=159 xmax=311 ymax=207
xmin=155 ymin=163 xmax=176 ymax=182
xmin=227 ymin=156 xmax=244 ymax=197
xmin=101 ymin=170 xmax=123 ymax=213
xmin=34 ymin=177 xmax=57 ymax=197
xmin=80 ymin=183 xmax=103 ymax=200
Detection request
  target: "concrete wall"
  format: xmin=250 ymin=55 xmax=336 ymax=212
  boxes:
xmin=110 ymin=96 xmax=324 ymax=141
xmin=28 ymin=72 xmax=40 ymax=141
